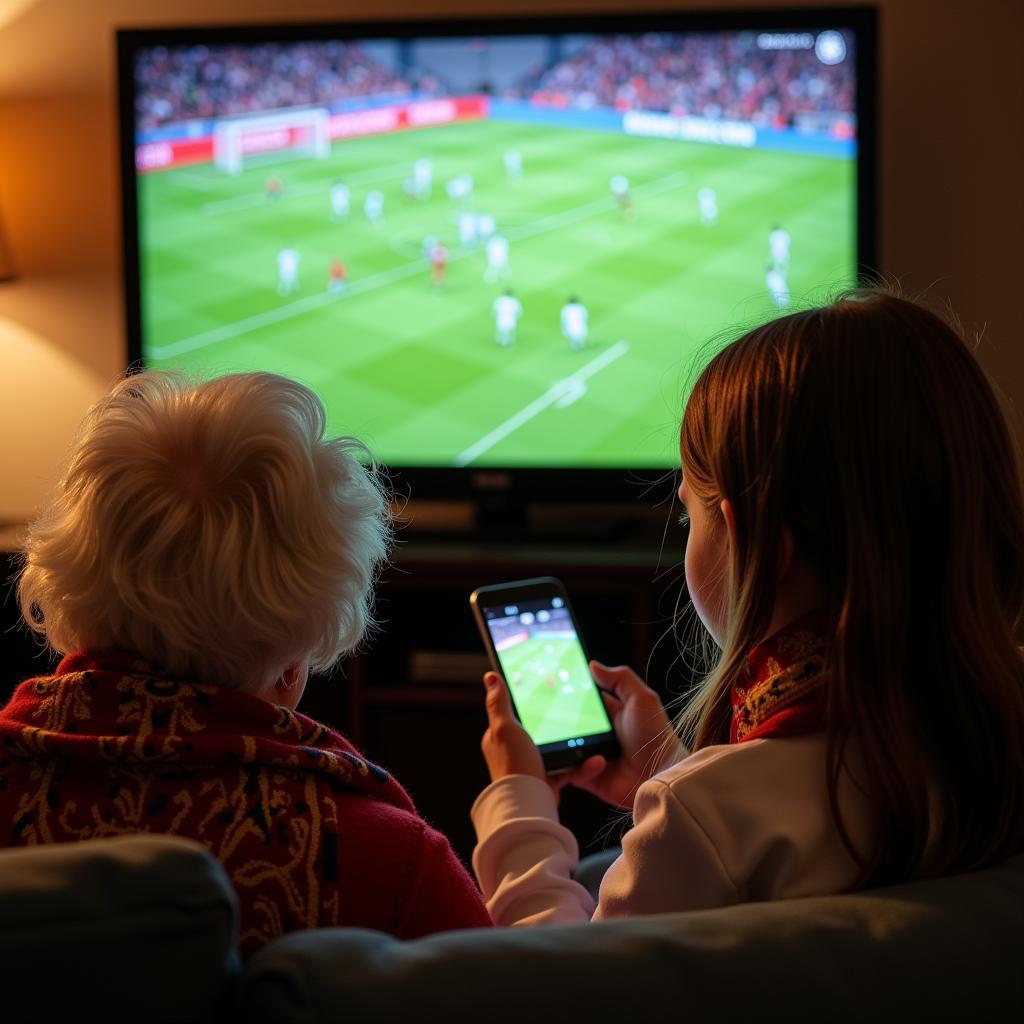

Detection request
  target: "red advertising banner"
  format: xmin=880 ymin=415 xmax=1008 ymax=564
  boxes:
xmin=136 ymin=96 xmax=489 ymax=172
xmin=136 ymin=137 xmax=215 ymax=172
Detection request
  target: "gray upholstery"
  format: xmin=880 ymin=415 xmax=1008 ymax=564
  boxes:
xmin=239 ymin=855 xmax=1024 ymax=1023
xmin=1 ymin=835 xmax=1021 ymax=1022
xmin=0 ymin=834 xmax=240 ymax=1022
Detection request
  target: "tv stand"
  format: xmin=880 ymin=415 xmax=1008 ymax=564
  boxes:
xmin=473 ymin=493 xmax=529 ymax=534
xmin=396 ymin=498 xmax=665 ymax=545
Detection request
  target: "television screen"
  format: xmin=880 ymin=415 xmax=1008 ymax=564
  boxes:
xmin=119 ymin=11 xmax=874 ymax=481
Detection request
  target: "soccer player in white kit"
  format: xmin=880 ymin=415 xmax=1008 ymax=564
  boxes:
xmin=485 ymin=234 xmax=510 ymax=282
xmin=330 ymin=182 xmax=350 ymax=219
xmin=769 ymin=224 xmax=791 ymax=269
xmin=446 ymin=173 xmax=474 ymax=204
xmin=698 ymin=187 xmax=718 ymax=226
xmin=476 ymin=213 xmax=496 ymax=240
xmin=765 ymin=266 xmax=790 ymax=308
xmin=413 ymin=157 xmax=432 ymax=200
xmin=503 ymin=148 xmax=523 ymax=181
xmin=561 ymin=296 xmax=588 ymax=350
xmin=277 ymin=247 xmax=300 ymax=296
xmin=492 ymin=289 xmax=523 ymax=347
xmin=365 ymin=190 xmax=384 ymax=225
xmin=458 ymin=210 xmax=478 ymax=246
xmin=610 ymin=175 xmax=633 ymax=217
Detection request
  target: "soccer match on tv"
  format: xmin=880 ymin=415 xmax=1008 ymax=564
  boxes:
xmin=131 ymin=27 xmax=858 ymax=469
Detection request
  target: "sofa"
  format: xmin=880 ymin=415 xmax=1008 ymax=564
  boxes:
xmin=1 ymin=834 xmax=1021 ymax=1023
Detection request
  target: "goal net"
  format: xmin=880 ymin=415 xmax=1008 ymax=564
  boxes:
xmin=213 ymin=107 xmax=331 ymax=175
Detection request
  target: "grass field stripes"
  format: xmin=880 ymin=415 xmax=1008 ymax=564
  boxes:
xmin=454 ymin=340 xmax=629 ymax=466
xmin=141 ymin=118 xmax=855 ymax=467
xmin=148 ymin=169 xmax=689 ymax=361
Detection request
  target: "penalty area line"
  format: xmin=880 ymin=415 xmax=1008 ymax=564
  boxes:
xmin=453 ymin=340 xmax=630 ymax=467
xmin=148 ymin=257 xmax=439 ymax=360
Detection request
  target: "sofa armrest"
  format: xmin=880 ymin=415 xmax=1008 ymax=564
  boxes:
xmin=0 ymin=834 xmax=240 ymax=1022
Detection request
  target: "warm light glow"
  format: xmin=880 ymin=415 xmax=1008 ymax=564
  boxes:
xmin=0 ymin=315 xmax=104 ymax=522
xmin=0 ymin=0 xmax=39 ymax=30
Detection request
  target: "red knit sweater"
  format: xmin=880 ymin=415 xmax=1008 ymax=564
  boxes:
xmin=0 ymin=651 xmax=492 ymax=955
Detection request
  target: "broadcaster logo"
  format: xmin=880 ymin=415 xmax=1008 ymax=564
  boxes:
xmin=815 ymin=31 xmax=847 ymax=66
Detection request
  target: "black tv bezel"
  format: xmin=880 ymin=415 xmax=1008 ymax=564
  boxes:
xmin=117 ymin=7 xmax=877 ymax=506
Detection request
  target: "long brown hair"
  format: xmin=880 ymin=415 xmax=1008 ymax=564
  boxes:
xmin=677 ymin=289 xmax=1024 ymax=886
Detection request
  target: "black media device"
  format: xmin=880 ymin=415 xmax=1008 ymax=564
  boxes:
xmin=117 ymin=8 xmax=877 ymax=529
xmin=470 ymin=576 xmax=620 ymax=772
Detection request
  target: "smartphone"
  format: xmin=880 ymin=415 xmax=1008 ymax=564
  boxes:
xmin=470 ymin=576 xmax=620 ymax=773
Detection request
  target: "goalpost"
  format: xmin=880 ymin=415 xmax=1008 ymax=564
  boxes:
xmin=213 ymin=107 xmax=331 ymax=175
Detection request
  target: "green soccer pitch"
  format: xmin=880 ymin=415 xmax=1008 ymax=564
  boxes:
xmin=498 ymin=631 xmax=610 ymax=747
xmin=139 ymin=117 xmax=855 ymax=468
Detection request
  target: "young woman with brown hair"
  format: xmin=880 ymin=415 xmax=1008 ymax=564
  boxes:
xmin=471 ymin=290 xmax=1024 ymax=925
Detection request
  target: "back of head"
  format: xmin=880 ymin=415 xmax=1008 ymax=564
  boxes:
xmin=19 ymin=371 xmax=391 ymax=692
xmin=680 ymin=288 xmax=1024 ymax=883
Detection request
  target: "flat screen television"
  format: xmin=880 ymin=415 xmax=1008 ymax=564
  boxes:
xmin=117 ymin=8 xmax=876 ymax=525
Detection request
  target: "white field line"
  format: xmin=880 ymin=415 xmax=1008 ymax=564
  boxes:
xmin=152 ymin=171 xmax=687 ymax=360
xmin=150 ymin=292 xmax=334 ymax=359
xmin=555 ymin=380 xmax=586 ymax=408
xmin=200 ymin=162 xmax=410 ymax=215
xmin=504 ymin=171 xmax=686 ymax=243
xmin=150 ymin=258 xmax=435 ymax=359
xmin=453 ymin=340 xmax=630 ymax=467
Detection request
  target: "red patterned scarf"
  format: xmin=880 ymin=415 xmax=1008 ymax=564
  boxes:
xmin=0 ymin=650 xmax=412 ymax=813
xmin=730 ymin=614 xmax=827 ymax=743
xmin=0 ymin=650 xmax=421 ymax=952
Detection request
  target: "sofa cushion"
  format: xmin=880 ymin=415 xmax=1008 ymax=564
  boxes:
xmin=239 ymin=854 xmax=1024 ymax=1023
xmin=0 ymin=834 xmax=240 ymax=1022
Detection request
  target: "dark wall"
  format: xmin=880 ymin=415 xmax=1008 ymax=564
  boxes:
xmin=0 ymin=554 xmax=59 ymax=703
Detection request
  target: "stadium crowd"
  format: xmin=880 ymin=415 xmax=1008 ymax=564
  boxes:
xmin=135 ymin=42 xmax=417 ymax=131
xmin=135 ymin=33 xmax=854 ymax=133
xmin=518 ymin=33 xmax=855 ymax=126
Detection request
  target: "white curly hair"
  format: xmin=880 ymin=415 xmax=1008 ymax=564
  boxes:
xmin=18 ymin=370 xmax=392 ymax=691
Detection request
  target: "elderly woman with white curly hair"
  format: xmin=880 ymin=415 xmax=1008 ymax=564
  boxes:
xmin=0 ymin=371 xmax=492 ymax=955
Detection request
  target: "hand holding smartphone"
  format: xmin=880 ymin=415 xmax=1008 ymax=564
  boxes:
xmin=470 ymin=576 xmax=621 ymax=773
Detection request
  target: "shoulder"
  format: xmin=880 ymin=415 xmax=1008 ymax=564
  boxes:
xmin=324 ymin=786 xmax=436 ymax=884
xmin=326 ymin=785 xmax=466 ymax=863
xmin=327 ymin=782 xmax=427 ymax=838
xmin=648 ymin=735 xmax=835 ymax=832
xmin=643 ymin=737 xmax=868 ymax=856
xmin=337 ymin=794 xmax=482 ymax=894
xmin=657 ymin=734 xmax=830 ymax=790
xmin=637 ymin=735 xmax=868 ymax=898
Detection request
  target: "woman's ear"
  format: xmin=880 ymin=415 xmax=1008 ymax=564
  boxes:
xmin=719 ymin=498 xmax=737 ymax=554
xmin=275 ymin=665 xmax=301 ymax=693
xmin=272 ymin=660 xmax=310 ymax=710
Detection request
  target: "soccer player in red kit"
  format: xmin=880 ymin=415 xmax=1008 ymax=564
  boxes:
xmin=430 ymin=242 xmax=448 ymax=288
xmin=329 ymin=259 xmax=348 ymax=295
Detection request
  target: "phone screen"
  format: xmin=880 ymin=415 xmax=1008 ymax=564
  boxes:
xmin=480 ymin=594 xmax=612 ymax=751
